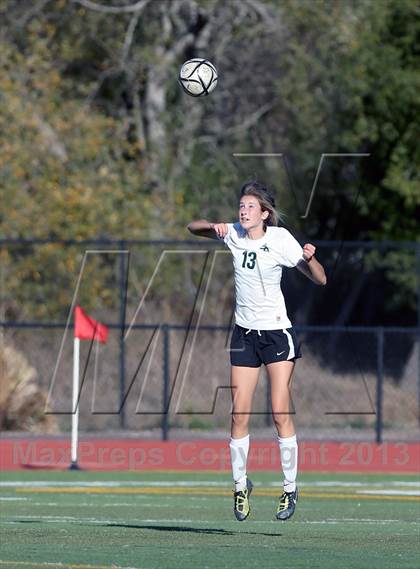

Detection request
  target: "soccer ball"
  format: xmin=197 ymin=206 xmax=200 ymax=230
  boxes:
xmin=178 ymin=59 xmax=218 ymax=97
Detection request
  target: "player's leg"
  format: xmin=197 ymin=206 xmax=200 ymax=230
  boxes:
xmin=230 ymin=364 xmax=260 ymax=520
xmin=266 ymin=360 xmax=299 ymax=520
xmin=267 ymin=359 xmax=296 ymax=438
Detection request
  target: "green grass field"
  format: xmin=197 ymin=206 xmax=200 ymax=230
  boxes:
xmin=0 ymin=470 xmax=419 ymax=569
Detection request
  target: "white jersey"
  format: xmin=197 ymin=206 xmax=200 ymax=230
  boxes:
xmin=223 ymin=223 xmax=303 ymax=330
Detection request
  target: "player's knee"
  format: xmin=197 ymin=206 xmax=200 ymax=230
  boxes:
xmin=231 ymin=412 xmax=250 ymax=431
xmin=272 ymin=412 xmax=293 ymax=431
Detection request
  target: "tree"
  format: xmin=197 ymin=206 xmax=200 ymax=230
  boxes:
xmin=0 ymin=0 xmax=418 ymax=324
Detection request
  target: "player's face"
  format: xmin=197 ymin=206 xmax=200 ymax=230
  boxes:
xmin=239 ymin=196 xmax=268 ymax=230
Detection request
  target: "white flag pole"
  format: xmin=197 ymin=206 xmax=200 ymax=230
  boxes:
xmin=70 ymin=336 xmax=81 ymax=469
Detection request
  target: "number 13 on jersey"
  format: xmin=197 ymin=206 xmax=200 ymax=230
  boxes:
xmin=242 ymin=251 xmax=256 ymax=269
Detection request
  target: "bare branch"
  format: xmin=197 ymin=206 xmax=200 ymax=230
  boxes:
xmin=213 ymin=3 xmax=249 ymax=60
xmin=71 ymin=0 xmax=149 ymax=15
xmin=162 ymin=9 xmax=173 ymax=43
xmin=83 ymin=67 xmax=119 ymax=108
xmin=163 ymin=32 xmax=195 ymax=64
xmin=121 ymin=1 xmax=151 ymax=65
xmin=168 ymin=103 xmax=204 ymax=187
xmin=32 ymin=113 xmax=68 ymax=162
xmin=16 ymin=0 xmax=51 ymax=28
xmin=197 ymin=102 xmax=275 ymax=145
xmin=131 ymin=84 xmax=146 ymax=151
xmin=169 ymin=0 xmax=197 ymax=32
xmin=243 ymin=0 xmax=280 ymax=32
xmin=227 ymin=102 xmax=274 ymax=134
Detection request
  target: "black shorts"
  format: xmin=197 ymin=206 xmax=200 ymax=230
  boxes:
xmin=229 ymin=325 xmax=302 ymax=367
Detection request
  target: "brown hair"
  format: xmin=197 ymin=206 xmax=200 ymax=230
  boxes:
xmin=240 ymin=180 xmax=281 ymax=228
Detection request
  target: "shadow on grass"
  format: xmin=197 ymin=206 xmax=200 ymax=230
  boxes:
xmin=12 ymin=520 xmax=282 ymax=537
xmin=105 ymin=522 xmax=282 ymax=537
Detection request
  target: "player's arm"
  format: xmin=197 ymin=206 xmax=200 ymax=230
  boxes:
xmin=296 ymin=243 xmax=327 ymax=285
xmin=187 ymin=220 xmax=228 ymax=240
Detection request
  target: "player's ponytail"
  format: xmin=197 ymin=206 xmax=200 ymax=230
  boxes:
xmin=240 ymin=180 xmax=282 ymax=228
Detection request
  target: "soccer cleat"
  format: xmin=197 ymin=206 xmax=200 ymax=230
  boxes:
xmin=233 ymin=478 xmax=253 ymax=521
xmin=276 ymin=487 xmax=298 ymax=521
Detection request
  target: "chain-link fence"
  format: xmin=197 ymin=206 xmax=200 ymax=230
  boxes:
xmin=1 ymin=239 xmax=419 ymax=441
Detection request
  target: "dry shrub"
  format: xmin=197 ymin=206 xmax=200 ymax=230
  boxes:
xmin=0 ymin=342 xmax=58 ymax=433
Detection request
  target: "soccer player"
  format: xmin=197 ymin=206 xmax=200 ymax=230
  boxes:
xmin=187 ymin=181 xmax=327 ymax=521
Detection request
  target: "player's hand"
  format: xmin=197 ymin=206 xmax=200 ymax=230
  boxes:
xmin=211 ymin=223 xmax=228 ymax=238
xmin=303 ymin=243 xmax=316 ymax=262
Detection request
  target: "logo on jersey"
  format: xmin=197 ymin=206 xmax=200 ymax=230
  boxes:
xmin=260 ymin=244 xmax=269 ymax=252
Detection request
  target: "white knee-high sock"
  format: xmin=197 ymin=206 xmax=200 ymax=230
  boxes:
xmin=277 ymin=434 xmax=298 ymax=492
xmin=229 ymin=434 xmax=250 ymax=492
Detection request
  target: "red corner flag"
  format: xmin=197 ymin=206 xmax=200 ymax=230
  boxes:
xmin=74 ymin=306 xmax=109 ymax=343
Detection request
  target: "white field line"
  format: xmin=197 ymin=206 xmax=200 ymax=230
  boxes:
xmin=0 ymin=561 xmax=142 ymax=569
xmin=291 ymin=520 xmax=414 ymax=525
xmin=4 ymin=515 xmax=196 ymax=525
xmin=97 ymin=503 xmax=143 ymax=507
xmin=0 ymin=497 xmax=28 ymax=501
xmin=358 ymin=490 xmax=420 ymax=496
xmin=2 ymin=480 xmax=420 ymax=488
xmin=27 ymin=502 xmax=171 ymax=508
xmin=3 ymin=516 xmax=419 ymax=527
xmin=292 ymin=481 xmax=420 ymax=488
xmin=0 ymin=481 xmax=226 ymax=488
xmin=328 ymin=518 xmax=400 ymax=522
xmin=27 ymin=502 xmax=66 ymax=506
